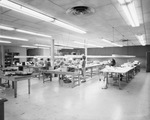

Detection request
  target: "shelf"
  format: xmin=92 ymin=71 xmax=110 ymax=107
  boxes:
xmin=5 ymin=52 xmax=20 ymax=67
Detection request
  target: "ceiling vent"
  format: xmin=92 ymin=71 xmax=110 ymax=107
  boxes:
xmin=66 ymin=6 xmax=95 ymax=16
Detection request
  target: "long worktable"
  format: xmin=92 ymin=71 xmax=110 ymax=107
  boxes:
xmin=100 ymin=66 xmax=136 ymax=89
xmin=41 ymin=69 xmax=81 ymax=88
xmin=85 ymin=64 xmax=103 ymax=78
xmin=0 ymin=73 xmax=37 ymax=98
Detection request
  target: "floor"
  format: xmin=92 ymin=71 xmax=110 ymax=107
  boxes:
xmin=0 ymin=69 xmax=150 ymax=120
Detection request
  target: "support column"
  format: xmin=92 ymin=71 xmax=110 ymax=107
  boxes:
xmin=1 ymin=45 xmax=5 ymax=68
xmin=51 ymin=39 xmax=54 ymax=69
xmin=84 ymin=39 xmax=87 ymax=63
xmin=85 ymin=46 xmax=87 ymax=63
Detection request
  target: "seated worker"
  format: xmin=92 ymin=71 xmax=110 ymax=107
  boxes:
xmin=110 ymin=58 xmax=116 ymax=66
xmin=110 ymin=58 xmax=123 ymax=81
xmin=108 ymin=58 xmax=117 ymax=78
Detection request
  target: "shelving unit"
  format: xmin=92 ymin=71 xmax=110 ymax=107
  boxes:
xmin=5 ymin=52 xmax=20 ymax=67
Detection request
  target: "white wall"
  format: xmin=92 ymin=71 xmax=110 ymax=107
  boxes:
xmin=43 ymin=49 xmax=51 ymax=56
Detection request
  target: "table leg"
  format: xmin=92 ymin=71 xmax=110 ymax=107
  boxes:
xmin=126 ymin=73 xmax=128 ymax=83
xmin=0 ymin=78 xmax=2 ymax=86
xmin=7 ymin=81 xmax=10 ymax=88
xmin=72 ymin=76 xmax=74 ymax=88
xmin=103 ymin=72 xmax=108 ymax=89
xmin=39 ymin=72 xmax=40 ymax=80
xmin=106 ymin=72 xmax=109 ymax=85
xmin=28 ymin=79 xmax=30 ymax=94
xmin=91 ymin=68 xmax=93 ymax=78
xmin=12 ymin=81 xmax=14 ymax=89
xmin=50 ymin=74 xmax=52 ymax=81
xmin=14 ymin=81 xmax=17 ymax=98
xmin=58 ymin=75 xmax=61 ymax=85
xmin=78 ymin=75 xmax=80 ymax=86
xmin=42 ymin=73 xmax=45 ymax=83
xmin=118 ymin=74 xmax=121 ymax=90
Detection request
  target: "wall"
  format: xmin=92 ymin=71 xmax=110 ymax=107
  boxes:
xmin=4 ymin=46 xmax=27 ymax=62
xmin=88 ymin=45 xmax=150 ymax=68
xmin=59 ymin=48 xmax=85 ymax=55
xmin=0 ymin=46 xmax=2 ymax=65
xmin=27 ymin=48 xmax=50 ymax=56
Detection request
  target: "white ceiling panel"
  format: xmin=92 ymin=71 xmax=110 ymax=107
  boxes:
xmin=0 ymin=0 xmax=149 ymax=48
xmin=0 ymin=14 xmax=18 ymax=22
xmin=4 ymin=10 xmax=42 ymax=23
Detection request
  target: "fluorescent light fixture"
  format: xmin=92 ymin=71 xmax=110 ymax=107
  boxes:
xmin=74 ymin=41 xmax=103 ymax=48
xmin=87 ymin=44 xmax=103 ymax=48
xmin=34 ymin=44 xmax=51 ymax=47
xmin=111 ymin=42 xmax=123 ymax=47
xmin=112 ymin=54 xmax=135 ymax=58
xmin=0 ymin=40 xmax=11 ymax=43
xmin=52 ymin=20 xmax=86 ymax=34
xmin=87 ymin=55 xmax=135 ymax=58
xmin=101 ymin=39 xmax=112 ymax=43
xmin=37 ymin=47 xmax=49 ymax=49
xmin=16 ymin=29 xmax=52 ymax=38
xmin=21 ymin=45 xmax=49 ymax=49
xmin=0 ymin=24 xmax=52 ymax=38
xmin=59 ymin=46 xmax=74 ymax=49
xmin=135 ymin=34 xmax=146 ymax=46
xmin=101 ymin=39 xmax=123 ymax=47
xmin=0 ymin=0 xmax=54 ymax=22
xmin=118 ymin=0 xmax=139 ymax=27
xmin=55 ymin=44 xmax=75 ymax=48
xmin=0 ymin=35 xmax=28 ymax=41
xmin=21 ymin=45 xmax=37 ymax=48
xmin=0 ymin=25 xmax=15 ymax=30
xmin=0 ymin=0 xmax=86 ymax=34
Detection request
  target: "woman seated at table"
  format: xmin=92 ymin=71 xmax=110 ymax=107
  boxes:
xmin=110 ymin=58 xmax=116 ymax=66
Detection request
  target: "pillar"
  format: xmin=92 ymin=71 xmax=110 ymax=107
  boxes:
xmin=1 ymin=45 xmax=4 ymax=68
xmin=51 ymin=39 xmax=54 ymax=69
xmin=85 ymin=46 xmax=87 ymax=63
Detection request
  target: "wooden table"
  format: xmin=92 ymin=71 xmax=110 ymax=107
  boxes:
xmin=41 ymin=69 xmax=80 ymax=88
xmin=0 ymin=73 xmax=37 ymax=98
xmin=86 ymin=64 xmax=102 ymax=78
xmin=100 ymin=66 xmax=136 ymax=89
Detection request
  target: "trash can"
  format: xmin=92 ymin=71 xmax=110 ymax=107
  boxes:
xmin=0 ymin=98 xmax=7 ymax=120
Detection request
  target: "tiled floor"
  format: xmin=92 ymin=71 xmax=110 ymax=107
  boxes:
xmin=0 ymin=69 xmax=150 ymax=120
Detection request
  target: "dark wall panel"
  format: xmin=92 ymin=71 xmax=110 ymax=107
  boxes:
xmin=27 ymin=48 xmax=44 ymax=56
xmin=146 ymin=51 xmax=150 ymax=72
xmin=88 ymin=45 xmax=150 ymax=68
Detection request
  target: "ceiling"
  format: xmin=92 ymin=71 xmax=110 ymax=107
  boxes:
xmin=0 ymin=0 xmax=150 ymax=48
